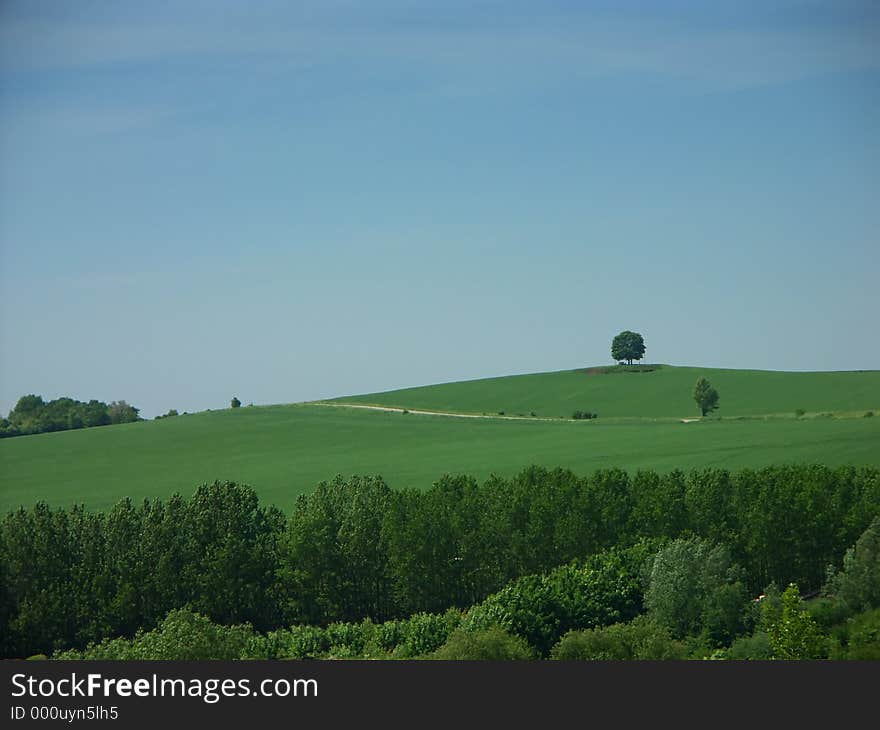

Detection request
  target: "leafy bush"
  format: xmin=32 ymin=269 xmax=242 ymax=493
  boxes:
xmin=54 ymin=609 xmax=258 ymax=660
xmin=433 ymin=626 xmax=534 ymax=660
xmin=864 ymin=411 xmax=874 ymax=418
xmin=394 ymin=610 xmax=462 ymax=658
xmin=550 ymin=615 xmax=687 ymax=660
xmin=723 ymin=631 xmax=773 ymax=660
xmin=794 ymin=409 xmax=805 ymax=418
xmin=829 ymin=608 xmax=880 ymax=659
xmin=571 ymin=410 xmax=595 ymax=420
xmin=271 ymin=625 xmax=329 ymax=659
xmin=807 ymin=597 xmax=851 ymax=630
xmin=463 ymin=544 xmax=651 ymax=656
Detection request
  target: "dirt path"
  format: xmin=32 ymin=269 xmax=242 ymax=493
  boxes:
xmin=313 ymin=402 xmax=568 ymax=422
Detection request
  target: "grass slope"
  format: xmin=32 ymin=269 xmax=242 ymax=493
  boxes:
xmin=328 ymin=365 xmax=880 ymax=418
xmin=1 ymin=403 xmax=879 ymax=512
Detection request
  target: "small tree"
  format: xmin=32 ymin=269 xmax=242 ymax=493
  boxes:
xmin=611 ymin=331 xmax=646 ymax=365
xmin=693 ymin=377 xmax=719 ymax=417
xmin=107 ymin=400 xmax=140 ymax=424
xmin=762 ymin=584 xmax=827 ymax=659
xmin=230 ymin=397 xmax=241 ymax=409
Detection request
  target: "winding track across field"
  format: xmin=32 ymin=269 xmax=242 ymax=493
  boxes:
xmin=314 ymin=402 xmax=565 ymax=421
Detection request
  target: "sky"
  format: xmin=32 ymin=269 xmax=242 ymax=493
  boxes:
xmin=1 ymin=0 xmax=878 ymax=418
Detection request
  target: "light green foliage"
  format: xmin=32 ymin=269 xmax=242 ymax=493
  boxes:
xmin=550 ymin=615 xmax=688 ymax=660
xmin=432 ymin=625 xmax=534 ymax=660
xmin=762 ymin=584 xmax=828 ymax=659
xmin=392 ymin=610 xmax=463 ymax=658
xmin=54 ymin=609 xmax=258 ymax=660
xmin=644 ymin=537 xmax=749 ymax=645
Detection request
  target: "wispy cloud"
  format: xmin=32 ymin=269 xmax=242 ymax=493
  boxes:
xmin=2 ymin=6 xmax=878 ymax=91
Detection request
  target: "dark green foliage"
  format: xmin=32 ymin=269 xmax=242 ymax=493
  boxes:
xmin=1 ymin=464 xmax=877 ymax=658
xmin=828 ymin=608 xmax=880 ymax=659
xmin=824 ymin=517 xmax=880 ymax=613
xmin=723 ymin=631 xmax=773 ymax=660
xmin=807 ymin=597 xmax=851 ymax=631
xmin=795 ymin=409 xmax=806 ymax=418
xmin=571 ymin=410 xmax=596 ymax=420
xmin=462 ymin=544 xmax=653 ymax=656
xmin=155 ymin=409 xmax=179 ymax=420
xmin=231 ymin=397 xmax=241 ymax=408
xmin=0 ymin=394 xmax=120 ymax=438
xmin=550 ymin=615 xmax=688 ymax=660
xmin=432 ymin=625 xmax=534 ymax=660
xmin=1 ymin=482 xmax=283 ymax=657
xmin=610 ymin=331 xmax=646 ymax=365
xmin=643 ymin=537 xmax=750 ymax=645
xmin=693 ymin=377 xmax=720 ymax=416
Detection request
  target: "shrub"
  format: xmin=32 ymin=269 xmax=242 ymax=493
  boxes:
xmin=393 ymin=610 xmax=462 ymax=658
xmin=572 ymin=410 xmax=595 ymax=420
xmin=54 ymin=609 xmax=258 ymax=660
xmin=550 ymin=615 xmax=688 ymax=660
xmin=829 ymin=608 xmax=880 ymax=659
xmin=723 ymin=631 xmax=773 ymax=660
xmin=463 ymin=545 xmax=649 ymax=656
xmin=865 ymin=411 xmax=875 ymax=418
xmin=272 ymin=625 xmax=329 ymax=659
xmin=807 ymin=597 xmax=851 ymax=630
xmin=230 ymin=397 xmax=241 ymax=408
xmin=433 ymin=626 xmax=534 ymax=660
xmin=498 ymin=411 xmax=505 ymax=416
xmin=794 ymin=409 xmax=805 ymax=418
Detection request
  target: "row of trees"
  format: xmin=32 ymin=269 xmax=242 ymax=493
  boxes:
xmin=2 ymin=464 xmax=876 ymax=658
xmin=55 ymin=518 xmax=880 ymax=660
xmin=0 ymin=394 xmax=140 ymax=438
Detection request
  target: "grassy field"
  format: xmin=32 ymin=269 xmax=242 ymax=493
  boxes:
xmin=328 ymin=365 xmax=880 ymax=419
xmin=1 ymin=401 xmax=879 ymax=513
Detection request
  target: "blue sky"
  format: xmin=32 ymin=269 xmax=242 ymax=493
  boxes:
xmin=1 ymin=0 xmax=878 ymax=418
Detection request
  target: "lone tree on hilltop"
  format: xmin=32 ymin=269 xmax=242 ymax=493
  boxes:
xmin=611 ymin=330 xmax=646 ymax=365
xmin=693 ymin=377 xmax=719 ymax=417
xmin=230 ymin=397 xmax=241 ymax=408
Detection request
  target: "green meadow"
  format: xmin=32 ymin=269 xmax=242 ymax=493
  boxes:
xmin=1 ymin=367 xmax=879 ymax=513
xmin=329 ymin=365 xmax=880 ymax=419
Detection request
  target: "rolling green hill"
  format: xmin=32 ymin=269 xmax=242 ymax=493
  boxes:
xmin=327 ymin=365 xmax=880 ymax=419
xmin=1 ymin=398 xmax=879 ymax=513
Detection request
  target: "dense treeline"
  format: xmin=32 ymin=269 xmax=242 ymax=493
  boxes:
xmin=55 ymin=520 xmax=880 ymax=660
xmin=0 ymin=394 xmax=140 ymax=438
xmin=1 ymin=464 xmax=878 ymax=658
